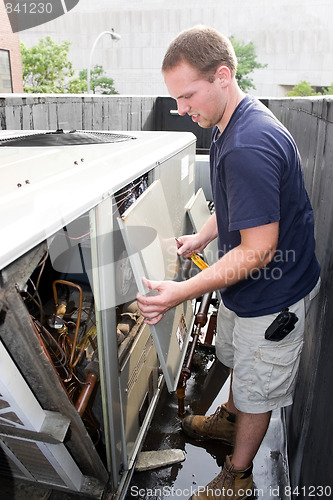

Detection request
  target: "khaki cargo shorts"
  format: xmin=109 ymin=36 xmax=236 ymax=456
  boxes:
xmin=215 ymin=279 xmax=320 ymax=413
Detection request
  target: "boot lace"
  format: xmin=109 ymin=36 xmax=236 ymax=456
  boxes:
xmin=204 ymin=406 xmax=225 ymax=428
xmin=205 ymin=464 xmax=236 ymax=499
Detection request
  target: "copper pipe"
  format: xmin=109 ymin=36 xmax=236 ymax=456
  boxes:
xmin=52 ymin=280 xmax=83 ymax=368
xmin=75 ymin=372 xmax=99 ymax=417
xmin=177 ymin=292 xmax=213 ymax=417
xmin=185 ymin=291 xmax=213 ymax=371
xmin=194 ymin=292 xmax=213 ymax=328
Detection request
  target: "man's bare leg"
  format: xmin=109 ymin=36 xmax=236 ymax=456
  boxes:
xmin=224 ymin=370 xmax=272 ymax=470
xmin=232 ymin=410 xmax=271 ymax=470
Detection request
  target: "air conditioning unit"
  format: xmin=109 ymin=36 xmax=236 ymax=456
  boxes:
xmin=0 ymin=129 xmax=196 ymax=498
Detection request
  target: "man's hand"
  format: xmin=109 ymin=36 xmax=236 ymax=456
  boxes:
xmin=137 ymin=277 xmax=185 ymax=325
xmin=137 ymin=220 xmax=279 ymax=326
xmin=176 ymin=213 xmax=218 ymax=258
xmin=176 ymin=233 xmax=206 ymax=258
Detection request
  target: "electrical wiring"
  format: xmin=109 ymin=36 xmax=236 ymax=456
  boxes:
xmin=52 ymin=280 xmax=83 ymax=370
xmin=113 ymin=175 xmax=149 ymax=215
xmin=32 ymin=318 xmax=69 ymax=374
xmin=35 ymin=251 xmax=49 ymax=290
xmin=24 ymin=279 xmax=45 ymax=326
xmin=20 ymin=243 xmax=101 ymax=444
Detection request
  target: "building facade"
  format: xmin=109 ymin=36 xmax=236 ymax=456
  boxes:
xmin=0 ymin=2 xmax=23 ymax=93
xmin=12 ymin=0 xmax=333 ymax=97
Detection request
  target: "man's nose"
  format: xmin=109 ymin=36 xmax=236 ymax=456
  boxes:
xmin=177 ymin=100 xmax=190 ymax=116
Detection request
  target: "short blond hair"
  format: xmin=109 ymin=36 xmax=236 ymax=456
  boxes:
xmin=162 ymin=25 xmax=237 ymax=78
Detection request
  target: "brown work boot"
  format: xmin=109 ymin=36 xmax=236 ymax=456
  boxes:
xmin=190 ymin=455 xmax=253 ymax=499
xmin=182 ymin=404 xmax=236 ymax=445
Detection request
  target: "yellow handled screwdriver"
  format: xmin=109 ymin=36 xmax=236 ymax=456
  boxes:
xmin=189 ymin=252 xmax=209 ymax=271
xmin=175 ymin=238 xmax=209 ymax=271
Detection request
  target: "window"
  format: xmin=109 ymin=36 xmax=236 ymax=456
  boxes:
xmin=0 ymin=50 xmax=13 ymax=92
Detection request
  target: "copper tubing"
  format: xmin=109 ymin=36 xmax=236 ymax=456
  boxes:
xmin=75 ymin=372 xmax=99 ymax=417
xmin=195 ymin=292 xmax=213 ymax=328
xmin=52 ymin=280 xmax=83 ymax=368
xmin=177 ymin=292 xmax=213 ymax=417
xmin=176 ymin=384 xmax=187 ymax=419
xmin=184 ymin=292 xmax=213 ymax=371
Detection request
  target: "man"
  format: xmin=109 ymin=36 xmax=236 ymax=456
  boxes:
xmin=137 ymin=26 xmax=320 ymax=499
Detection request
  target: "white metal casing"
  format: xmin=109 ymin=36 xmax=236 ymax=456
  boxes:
xmin=0 ymin=130 xmax=196 ymax=270
xmin=0 ymin=129 xmax=197 ymax=497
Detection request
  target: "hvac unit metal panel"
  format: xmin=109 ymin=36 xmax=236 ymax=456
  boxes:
xmin=118 ymin=180 xmax=194 ymax=392
xmin=186 ymin=187 xmax=218 ymax=267
xmin=119 ymin=322 xmax=159 ymax=463
xmin=0 ymin=130 xmax=196 ymax=270
xmin=0 ymin=341 xmax=83 ymax=491
xmin=0 ymin=129 xmax=196 ymax=498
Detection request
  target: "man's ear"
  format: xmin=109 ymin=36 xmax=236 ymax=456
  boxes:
xmin=215 ymin=65 xmax=231 ymax=87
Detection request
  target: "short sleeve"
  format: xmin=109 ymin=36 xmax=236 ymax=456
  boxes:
xmin=222 ymin=148 xmax=281 ymax=231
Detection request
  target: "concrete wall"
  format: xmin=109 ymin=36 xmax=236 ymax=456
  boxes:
xmin=18 ymin=0 xmax=333 ymax=98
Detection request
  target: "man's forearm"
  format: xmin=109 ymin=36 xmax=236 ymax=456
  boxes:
xmin=198 ymin=213 xmax=218 ymax=247
xmin=180 ymin=241 xmax=276 ymax=301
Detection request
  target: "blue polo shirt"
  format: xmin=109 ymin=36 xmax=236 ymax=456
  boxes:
xmin=210 ymin=95 xmax=320 ymax=317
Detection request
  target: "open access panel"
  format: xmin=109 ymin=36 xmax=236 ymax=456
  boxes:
xmin=118 ymin=180 xmax=194 ymax=392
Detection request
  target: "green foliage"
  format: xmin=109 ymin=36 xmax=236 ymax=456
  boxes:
xmin=287 ymin=81 xmax=333 ymax=97
xmin=322 ymin=83 xmax=333 ymax=95
xmin=21 ymin=36 xmax=74 ymax=93
xmin=286 ymin=81 xmax=321 ymax=97
xmin=230 ymin=35 xmax=267 ymax=92
xmin=78 ymin=66 xmax=118 ymax=95
xmin=20 ymin=37 xmax=118 ymax=95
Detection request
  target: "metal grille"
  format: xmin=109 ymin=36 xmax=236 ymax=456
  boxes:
xmin=0 ymin=129 xmax=137 ymax=147
xmin=0 ymin=441 xmax=27 ymax=480
xmin=0 ymin=437 xmax=67 ymax=486
xmin=127 ymin=335 xmax=154 ymax=394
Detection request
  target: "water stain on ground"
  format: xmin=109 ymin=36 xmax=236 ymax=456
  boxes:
xmin=127 ymin=346 xmax=290 ymax=500
xmin=127 ymin=348 xmax=233 ymax=499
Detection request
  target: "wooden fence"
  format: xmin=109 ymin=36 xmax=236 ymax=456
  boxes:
xmin=269 ymin=96 xmax=333 ymax=493
xmin=0 ymin=94 xmax=157 ymax=131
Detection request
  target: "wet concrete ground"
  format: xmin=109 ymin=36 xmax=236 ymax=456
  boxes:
xmin=126 ymin=345 xmax=291 ymax=500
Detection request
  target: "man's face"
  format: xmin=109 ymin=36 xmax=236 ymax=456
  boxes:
xmin=163 ymin=61 xmax=227 ymax=129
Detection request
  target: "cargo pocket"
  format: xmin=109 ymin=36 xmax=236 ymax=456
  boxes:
xmin=248 ymin=340 xmax=304 ymax=402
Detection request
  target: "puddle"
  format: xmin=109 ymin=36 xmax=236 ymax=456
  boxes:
xmin=127 ymin=345 xmax=290 ymax=499
xmin=126 ymin=348 xmax=231 ymax=499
